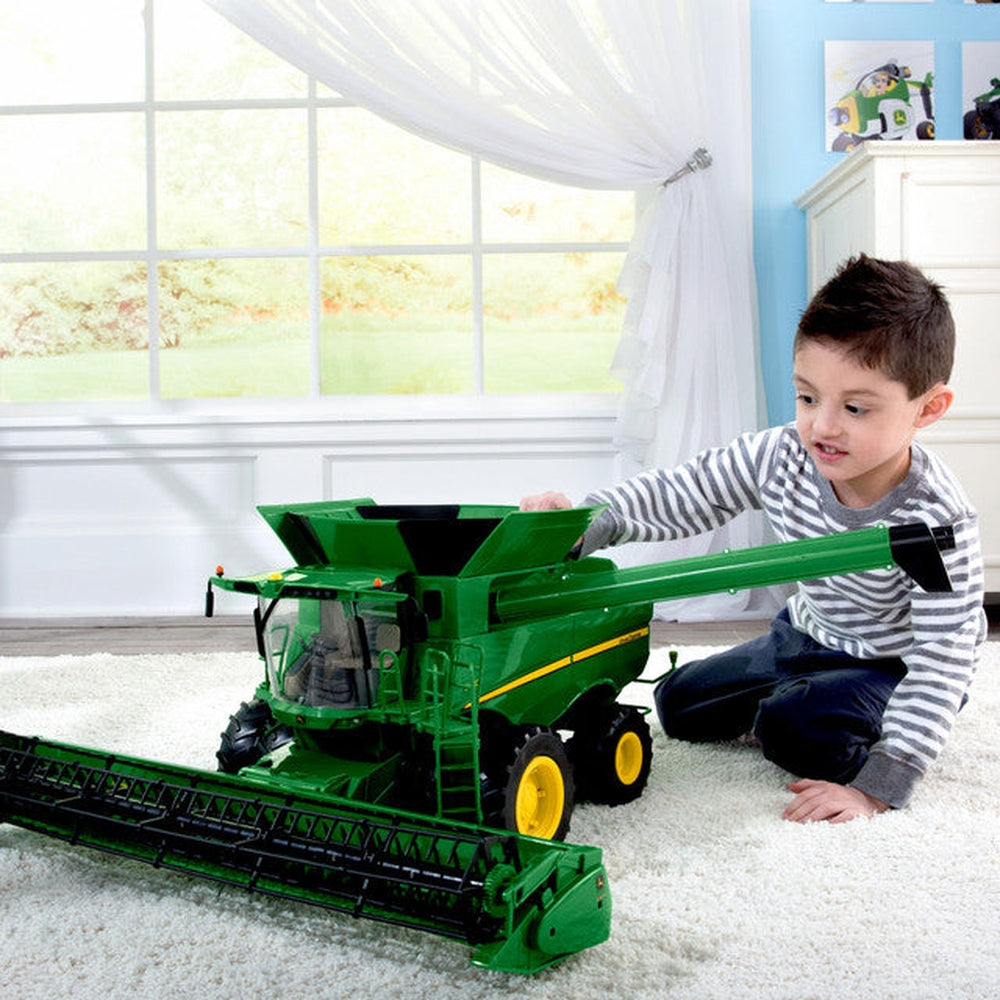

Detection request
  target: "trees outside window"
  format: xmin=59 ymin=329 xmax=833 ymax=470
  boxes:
xmin=0 ymin=0 xmax=632 ymax=403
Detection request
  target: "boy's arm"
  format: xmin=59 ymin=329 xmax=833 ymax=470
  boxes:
xmin=578 ymin=429 xmax=774 ymax=555
xmin=849 ymin=516 xmax=986 ymax=809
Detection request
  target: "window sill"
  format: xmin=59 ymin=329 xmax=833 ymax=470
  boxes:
xmin=0 ymin=392 xmax=620 ymax=429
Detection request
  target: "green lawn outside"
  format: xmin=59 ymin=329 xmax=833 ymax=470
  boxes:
xmin=1 ymin=316 xmax=622 ymax=401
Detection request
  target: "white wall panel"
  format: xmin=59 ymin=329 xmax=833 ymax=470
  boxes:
xmin=941 ymin=280 xmax=1000 ymax=417
xmin=0 ymin=400 xmax=619 ymax=617
xmin=323 ymin=447 xmax=611 ymax=507
xmin=4 ymin=456 xmax=257 ymax=528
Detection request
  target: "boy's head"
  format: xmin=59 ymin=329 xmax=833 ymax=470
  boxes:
xmin=794 ymin=254 xmax=955 ymax=399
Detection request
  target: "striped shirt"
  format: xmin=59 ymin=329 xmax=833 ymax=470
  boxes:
xmin=583 ymin=423 xmax=986 ymax=807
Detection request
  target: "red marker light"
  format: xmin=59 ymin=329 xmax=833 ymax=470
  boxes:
xmin=373 ymin=577 xmax=383 ymax=588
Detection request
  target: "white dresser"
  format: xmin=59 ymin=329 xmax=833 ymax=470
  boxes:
xmin=796 ymin=142 xmax=1000 ymax=597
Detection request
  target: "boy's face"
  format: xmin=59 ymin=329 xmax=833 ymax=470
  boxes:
xmin=793 ymin=340 xmax=951 ymax=509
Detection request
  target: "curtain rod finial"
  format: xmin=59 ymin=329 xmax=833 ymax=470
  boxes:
xmin=662 ymin=147 xmax=712 ymax=187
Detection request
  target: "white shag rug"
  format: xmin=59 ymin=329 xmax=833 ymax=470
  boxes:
xmin=1 ymin=644 xmax=999 ymax=1000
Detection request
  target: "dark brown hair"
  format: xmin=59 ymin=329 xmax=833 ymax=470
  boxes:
xmin=794 ymin=254 xmax=955 ymax=398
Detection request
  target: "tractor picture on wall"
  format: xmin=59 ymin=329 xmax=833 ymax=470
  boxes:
xmin=828 ymin=61 xmax=934 ymax=152
xmin=964 ymin=77 xmax=1000 ymax=140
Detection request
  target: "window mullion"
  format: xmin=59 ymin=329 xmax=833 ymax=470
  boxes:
xmin=308 ymin=78 xmax=321 ymax=398
xmin=145 ymin=0 xmax=161 ymax=402
xmin=471 ymin=156 xmax=484 ymax=395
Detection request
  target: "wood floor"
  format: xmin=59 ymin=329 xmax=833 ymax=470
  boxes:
xmin=3 ymin=612 xmax=995 ymax=657
xmin=0 ymin=615 xmax=772 ymax=657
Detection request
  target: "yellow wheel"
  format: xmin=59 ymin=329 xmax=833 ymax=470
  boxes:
xmin=569 ymin=703 xmax=652 ymax=806
xmin=514 ymin=754 xmax=567 ymax=839
xmin=614 ymin=730 xmax=645 ymax=786
xmin=494 ymin=727 xmax=574 ymax=841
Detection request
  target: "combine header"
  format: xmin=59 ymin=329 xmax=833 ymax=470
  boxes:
xmin=0 ymin=500 xmax=954 ymax=973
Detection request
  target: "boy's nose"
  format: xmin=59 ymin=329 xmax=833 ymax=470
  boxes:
xmin=812 ymin=405 xmax=842 ymax=437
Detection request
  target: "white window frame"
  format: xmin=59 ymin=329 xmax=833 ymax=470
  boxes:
xmin=0 ymin=2 xmax=630 ymax=422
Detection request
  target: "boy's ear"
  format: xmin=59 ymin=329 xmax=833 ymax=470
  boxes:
xmin=915 ymin=383 xmax=954 ymax=429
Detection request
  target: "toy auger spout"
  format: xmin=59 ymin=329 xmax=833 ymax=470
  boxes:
xmin=494 ymin=521 xmax=955 ymax=623
xmin=0 ymin=500 xmax=955 ymax=975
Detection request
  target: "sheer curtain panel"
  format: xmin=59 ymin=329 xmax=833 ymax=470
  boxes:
xmin=204 ymin=0 xmax=766 ymax=618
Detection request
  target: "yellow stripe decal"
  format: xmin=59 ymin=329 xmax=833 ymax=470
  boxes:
xmin=474 ymin=626 xmax=650 ymax=707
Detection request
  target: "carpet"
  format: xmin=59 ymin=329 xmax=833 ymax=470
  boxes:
xmin=1 ymin=644 xmax=998 ymax=1000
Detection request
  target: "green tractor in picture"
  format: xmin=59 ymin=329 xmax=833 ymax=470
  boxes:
xmin=964 ymin=77 xmax=1000 ymax=140
xmin=829 ymin=61 xmax=934 ymax=152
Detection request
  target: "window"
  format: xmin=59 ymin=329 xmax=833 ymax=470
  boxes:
xmin=0 ymin=0 xmax=633 ymax=404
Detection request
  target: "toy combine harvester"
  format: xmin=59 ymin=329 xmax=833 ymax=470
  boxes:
xmin=0 ymin=500 xmax=954 ymax=973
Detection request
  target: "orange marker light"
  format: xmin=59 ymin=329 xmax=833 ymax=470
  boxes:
xmin=215 ymin=566 xmax=225 ymax=577
xmin=373 ymin=577 xmax=383 ymax=588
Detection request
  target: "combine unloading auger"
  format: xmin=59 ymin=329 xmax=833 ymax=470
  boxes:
xmin=0 ymin=501 xmax=954 ymax=974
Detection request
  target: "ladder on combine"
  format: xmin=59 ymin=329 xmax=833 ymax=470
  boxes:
xmin=423 ymin=649 xmax=484 ymax=825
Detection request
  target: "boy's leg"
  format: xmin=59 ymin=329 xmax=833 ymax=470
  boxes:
xmin=655 ymin=609 xmax=906 ymax=782
xmin=653 ymin=610 xmax=798 ymax=742
xmin=754 ymin=660 xmax=904 ymax=784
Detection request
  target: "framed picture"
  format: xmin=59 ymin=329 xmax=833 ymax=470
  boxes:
xmin=824 ymin=40 xmax=935 ymax=151
xmin=963 ymin=42 xmax=1000 ymax=138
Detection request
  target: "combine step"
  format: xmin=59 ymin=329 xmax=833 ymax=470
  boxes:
xmin=0 ymin=730 xmax=609 ymax=974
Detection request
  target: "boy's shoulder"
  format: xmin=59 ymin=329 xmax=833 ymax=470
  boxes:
xmin=742 ymin=423 xmax=811 ymax=471
xmin=722 ymin=423 xmax=815 ymax=491
xmin=908 ymin=440 xmax=976 ymax=517
xmin=735 ymin=422 xmax=802 ymax=455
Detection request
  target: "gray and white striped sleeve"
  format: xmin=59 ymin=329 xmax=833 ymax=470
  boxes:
xmin=579 ymin=429 xmax=777 ymax=555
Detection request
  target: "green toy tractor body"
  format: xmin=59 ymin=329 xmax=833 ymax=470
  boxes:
xmin=0 ymin=498 xmax=955 ymax=974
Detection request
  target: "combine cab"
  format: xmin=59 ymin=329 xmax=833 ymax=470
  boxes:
xmin=212 ymin=501 xmax=655 ymax=842
xmin=0 ymin=500 xmax=955 ymax=973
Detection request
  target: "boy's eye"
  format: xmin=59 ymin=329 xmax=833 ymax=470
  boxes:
xmin=845 ymin=403 xmax=868 ymax=416
xmin=795 ymin=392 xmax=815 ymax=406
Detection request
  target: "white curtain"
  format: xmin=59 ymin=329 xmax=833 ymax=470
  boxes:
xmin=204 ymin=0 xmax=771 ymax=619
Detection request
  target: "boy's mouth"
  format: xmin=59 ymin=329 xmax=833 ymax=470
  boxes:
xmin=813 ymin=440 xmax=847 ymax=462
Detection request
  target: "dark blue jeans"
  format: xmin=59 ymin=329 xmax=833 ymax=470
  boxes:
xmin=653 ymin=609 xmax=906 ymax=784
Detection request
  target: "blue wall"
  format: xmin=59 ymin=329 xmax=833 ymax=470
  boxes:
xmin=751 ymin=0 xmax=1000 ymax=425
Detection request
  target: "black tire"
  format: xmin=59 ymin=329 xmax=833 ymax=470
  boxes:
xmin=482 ymin=726 xmax=574 ymax=841
xmin=569 ymin=704 xmax=652 ymax=806
xmin=965 ymin=111 xmax=991 ymax=141
xmin=832 ymin=132 xmax=860 ymax=153
xmin=216 ymin=698 xmax=293 ymax=774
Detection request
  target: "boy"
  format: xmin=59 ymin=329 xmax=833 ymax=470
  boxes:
xmin=523 ymin=255 xmax=986 ymax=824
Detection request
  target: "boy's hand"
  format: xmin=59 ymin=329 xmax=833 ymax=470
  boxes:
xmin=782 ymin=778 xmax=889 ymax=824
xmin=520 ymin=491 xmax=573 ymax=511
